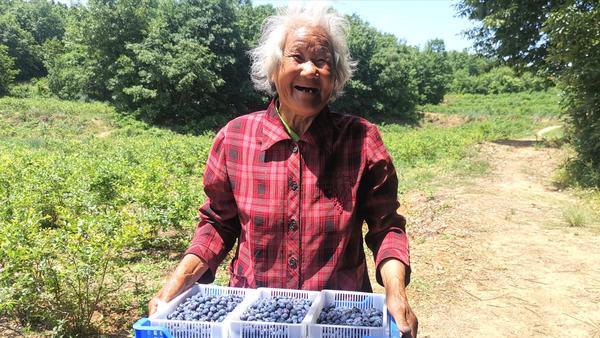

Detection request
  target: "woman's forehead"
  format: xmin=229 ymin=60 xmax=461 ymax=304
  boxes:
xmin=284 ymin=26 xmax=331 ymax=52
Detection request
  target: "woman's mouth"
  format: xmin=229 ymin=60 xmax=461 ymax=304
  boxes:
xmin=294 ymin=85 xmax=319 ymax=94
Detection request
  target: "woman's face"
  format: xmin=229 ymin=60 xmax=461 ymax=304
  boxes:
xmin=273 ymin=25 xmax=334 ymax=118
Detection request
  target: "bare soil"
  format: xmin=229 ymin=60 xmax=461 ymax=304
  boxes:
xmin=367 ymin=140 xmax=600 ymax=337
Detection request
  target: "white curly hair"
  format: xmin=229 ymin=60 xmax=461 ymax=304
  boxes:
xmin=248 ymin=3 xmax=355 ymax=100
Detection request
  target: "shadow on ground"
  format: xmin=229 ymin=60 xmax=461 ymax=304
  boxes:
xmin=493 ymin=139 xmax=542 ymax=148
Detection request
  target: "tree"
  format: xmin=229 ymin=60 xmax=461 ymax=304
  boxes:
xmin=10 ymin=0 xmax=68 ymax=46
xmin=414 ymin=39 xmax=451 ymax=104
xmin=236 ymin=1 xmax=275 ymax=111
xmin=331 ymin=15 xmax=419 ymax=120
xmin=0 ymin=12 xmax=40 ymax=81
xmin=112 ymin=0 xmax=255 ymax=127
xmin=0 ymin=44 xmax=18 ymax=96
xmin=546 ymin=3 xmax=600 ymax=185
xmin=0 ymin=0 xmax=68 ymax=81
xmin=456 ymin=0 xmax=559 ymax=71
xmin=457 ymin=0 xmax=599 ymax=186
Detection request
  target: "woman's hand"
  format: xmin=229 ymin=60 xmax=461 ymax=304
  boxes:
xmin=380 ymin=258 xmax=418 ymax=338
xmin=148 ymin=296 xmax=167 ymax=317
xmin=148 ymin=254 xmax=209 ymax=316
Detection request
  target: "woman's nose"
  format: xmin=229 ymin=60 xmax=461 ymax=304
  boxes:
xmin=300 ymin=61 xmax=318 ymax=77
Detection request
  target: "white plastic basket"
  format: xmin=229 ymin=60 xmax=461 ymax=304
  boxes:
xmin=150 ymin=284 xmax=255 ymax=338
xmin=228 ymin=287 xmax=322 ymax=338
xmin=307 ymin=289 xmax=388 ymax=338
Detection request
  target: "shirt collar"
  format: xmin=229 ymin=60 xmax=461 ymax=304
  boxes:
xmin=259 ymin=99 xmax=336 ymax=154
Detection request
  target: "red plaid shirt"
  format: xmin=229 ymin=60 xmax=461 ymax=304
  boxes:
xmin=186 ymin=101 xmax=410 ymax=292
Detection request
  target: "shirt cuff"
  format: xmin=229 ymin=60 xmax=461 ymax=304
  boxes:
xmin=184 ymin=241 xmax=221 ymax=284
xmin=375 ymin=242 xmax=411 ymax=287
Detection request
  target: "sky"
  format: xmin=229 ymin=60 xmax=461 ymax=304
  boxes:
xmin=252 ymin=0 xmax=475 ymax=51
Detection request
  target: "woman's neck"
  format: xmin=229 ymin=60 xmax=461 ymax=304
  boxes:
xmin=279 ymin=107 xmax=317 ymax=137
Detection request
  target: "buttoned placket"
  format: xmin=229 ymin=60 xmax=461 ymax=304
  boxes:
xmin=286 ymin=141 xmax=302 ymax=289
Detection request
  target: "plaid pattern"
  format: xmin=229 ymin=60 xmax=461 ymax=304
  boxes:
xmin=186 ymin=101 xmax=410 ymax=292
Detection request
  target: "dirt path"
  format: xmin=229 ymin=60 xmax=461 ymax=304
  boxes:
xmin=385 ymin=140 xmax=600 ymax=337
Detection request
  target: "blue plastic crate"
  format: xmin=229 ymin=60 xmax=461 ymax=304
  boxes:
xmin=134 ymin=315 xmax=400 ymax=337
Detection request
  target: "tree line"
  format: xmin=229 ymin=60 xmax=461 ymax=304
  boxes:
xmin=0 ymin=0 xmax=550 ymax=128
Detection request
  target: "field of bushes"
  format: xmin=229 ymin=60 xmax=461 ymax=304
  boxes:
xmin=0 ymin=91 xmax=562 ymax=336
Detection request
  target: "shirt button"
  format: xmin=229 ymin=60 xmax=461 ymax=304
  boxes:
xmin=289 ymin=179 xmax=298 ymax=191
xmin=288 ymin=219 xmax=297 ymax=231
xmin=291 ymin=144 xmax=298 ymax=153
xmin=288 ymin=257 xmax=297 ymax=269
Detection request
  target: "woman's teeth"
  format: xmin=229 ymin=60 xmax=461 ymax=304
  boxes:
xmin=295 ymin=85 xmax=318 ymax=94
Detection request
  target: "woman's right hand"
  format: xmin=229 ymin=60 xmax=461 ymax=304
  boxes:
xmin=148 ymin=295 xmax=167 ymax=316
xmin=147 ymin=254 xmax=209 ymax=316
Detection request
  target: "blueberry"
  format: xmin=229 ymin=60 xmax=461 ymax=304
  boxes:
xmin=166 ymin=292 xmax=244 ymax=322
xmin=317 ymin=304 xmax=384 ymax=327
xmin=240 ymin=296 xmax=312 ymax=324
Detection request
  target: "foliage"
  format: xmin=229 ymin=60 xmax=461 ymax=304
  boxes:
xmin=451 ymin=65 xmax=549 ymax=94
xmin=0 ymin=44 xmax=18 ymax=96
xmin=456 ymin=0 xmax=553 ymax=71
xmin=114 ymin=0 xmax=257 ymax=126
xmin=0 ymin=0 xmax=68 ymax=81
xmin=546 ymin=3 xmax=600 ymax=187
xmin=446 ymin=50 xmax=552 ymax=94
xmin=0 ymin=12 xmax=40 ymax=81
xmin=331 ymin=15 xmax=421 ymax=120
xmin=457 ymin=0 xmax=599 ymax=187
xmin=45 ymin=0 xmax=156 ymax=101
xmin=0 ymin=97 xmax=212 ymax=335
xmin=8 ymin=77 xmax=52 ymax=98
xmin=419 ymin=90 xmax=561 ymax=117
xmin=414 ymin=39 xmax=451 ymax=104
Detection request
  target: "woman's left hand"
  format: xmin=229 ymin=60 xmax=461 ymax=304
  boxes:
xmin=380 ymin=258 xmax=418 ymax=338
xmin=386 ymin=290 xmax=418 ymax=338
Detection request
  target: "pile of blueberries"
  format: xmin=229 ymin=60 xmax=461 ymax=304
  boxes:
xmin=317 ymin=305 xmax=384 ymax=327
xmin=166 ymin=293 xmax=243 ymax=322
xmin=239 ymin=296 xmax=312 ymax=324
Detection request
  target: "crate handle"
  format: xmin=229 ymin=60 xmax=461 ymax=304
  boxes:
xmin=389 ymin=314 xmax=400 ymax=338
xmin=133 ymin=318 xmax=174 ymax=338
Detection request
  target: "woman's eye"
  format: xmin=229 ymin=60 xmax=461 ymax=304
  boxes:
xmin=315 ymin=59 xmax=329 ymax=67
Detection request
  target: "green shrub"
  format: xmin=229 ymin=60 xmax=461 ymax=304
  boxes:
xmin=450 ymin=66 xmax=550 ymax=95
xmin=419 ymin=90 xmax=561 ymax=117
xmin=0 ymin=98 xmax=214 ymax=335
xmin=8 ymin=77 xmax=52 ymax=98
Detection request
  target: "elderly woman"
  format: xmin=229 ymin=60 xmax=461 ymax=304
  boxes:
xmin=149 ymin=5 xmax=418 ymax=337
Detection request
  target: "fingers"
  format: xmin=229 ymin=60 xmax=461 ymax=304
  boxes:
xmin=407 ymin=310 xmax=418 ymax=338
xmin=148 ymin=297 xmax=166 ymax=316
xmin=148 ymin=299 xmax=156 ymax=316
xmin=396 ymin=313 xmax=411 ymax=333
xmin=387 ymin=295 xmax=418 ymax=338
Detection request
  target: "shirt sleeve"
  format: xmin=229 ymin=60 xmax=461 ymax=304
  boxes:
xmin=360 ymin=123 xmax=411 ymax=286
xmin=184 ymin=127 xmax=241 ymax=283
